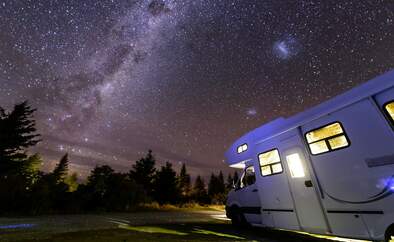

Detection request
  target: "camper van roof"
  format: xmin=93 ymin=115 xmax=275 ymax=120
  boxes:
xmin=225 ymin=69 xmax=394 ymax=166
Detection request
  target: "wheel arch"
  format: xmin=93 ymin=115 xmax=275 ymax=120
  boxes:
xmin=385 ymin=223 xmax=394 ymax=242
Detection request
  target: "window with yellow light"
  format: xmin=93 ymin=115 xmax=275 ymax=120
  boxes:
xmin=305 ymin=122 xmax=350 ymax=155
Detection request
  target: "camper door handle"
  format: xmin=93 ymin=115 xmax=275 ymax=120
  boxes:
xmin=304 ymin=180 xmax=313 ymax=187
xmin=252 ymin=189 xmax=258 ymax=192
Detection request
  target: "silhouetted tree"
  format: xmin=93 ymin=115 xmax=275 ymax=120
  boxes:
xmin=192 ymin=175 xmax=209 ymax=204
xmin=177 ymin=163 xmax=191 ymax=202
xmin=153 ymin=162 xmax=179 ymax=204
xmin=226 ymin=173 xmax=233 ymax=191
xmin=79 ymin=165 xmax=145 ymax=211
xmin=81 ymin=165 xmax=114 ymax=209
xmin=0 ymin=102 xmax=41 ymax=214
xmin=52 ymin=153 xmax=69 ymax=184
xmin=0 ymin=102 xmax=176 ymax=214
xmin=0 ymin=101 xmax=40 ymax=176
xmin=208 ymin=173 xmax=217 ymax=197
xmin=129 ymin=150 xmax=156 ymax=198
xmin=208 ymin=171 xmax=226 ymax=204
xmin=217 ymin=171 xmax=225 ymax=193
xmin=105 ymin=173 xmax=145 ymax=211
xmin=233 ymin=171 xmax=239 ymax=185
xmin=29 ymin=155 xmax=72 ymax=214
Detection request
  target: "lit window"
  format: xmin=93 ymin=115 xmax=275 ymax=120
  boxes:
xmin=385 ymin=101 xmax=394 ymax=123
xmin=237 ymin=143 xmax=248 ymax=154
xmin=261 ymin=166 xmax=272 ymax=176
xmin=309 ymin=140 xmax=329 ymax=154
xmin=305 ymin=122 xmax=350 ymax=155
xmin=306 ymin=123 xmax=343 ymax=143
xmin=271 ymin=163 xmax=283 ymax=173
xmin=258 ymin=149 xmax=282 ymax=176
xmin=328 ymin=135 xmax=348 ymax=149
xmin=286 ymin=153 xmax=305 ymax=178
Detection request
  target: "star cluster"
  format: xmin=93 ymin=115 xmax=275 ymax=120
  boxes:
xmin=0 ymin=0 xmax=393 ymax=177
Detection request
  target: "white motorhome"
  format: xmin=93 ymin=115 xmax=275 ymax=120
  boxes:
xmin=225 ymin=70 xmax=394 ymax=242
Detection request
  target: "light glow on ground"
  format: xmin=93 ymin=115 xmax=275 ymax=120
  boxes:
xmin=279 ymin=228 xmax=371 ymax=242
xmin=210 ymin=214 xmax=231 ymax=221
xmin=118 ymin=224 xmax=188 ymax=235
xmin=193 ymin=228 xmax=245 ymax=240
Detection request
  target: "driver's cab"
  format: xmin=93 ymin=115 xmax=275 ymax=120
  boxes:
xmin=227 ymin=165 xmax=261 ymax=225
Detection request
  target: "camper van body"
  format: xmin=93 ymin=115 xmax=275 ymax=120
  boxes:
xmin=225 ymin=70 xmax=394 ymax=241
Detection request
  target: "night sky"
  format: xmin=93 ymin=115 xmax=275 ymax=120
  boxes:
xmin=1 ymin=0 xmax=393 ymax=178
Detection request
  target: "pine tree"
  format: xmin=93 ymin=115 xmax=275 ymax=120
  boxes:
xmin=0 ymin=101 xmax=41 ymax=176
xmin=193 ymin=175 xmax=208 ymax=204
xmin=208 ymin=173 xmax=217 ymax=197
xmin=226 ymin=173 xmax=233 ymax=190
xmin=86 ymin=165 xmax=114 ymax=201
xmin=177 ymin=163 xmax=191 ymax=198
xmin=0 ymin=102 xmax=41 ymax=214
xmin=233 ymin=171 xmax=239 ymax=185
xmin=52 ymin=153 xmax=69 ymax=183
xmin=153 ymin=162 xmax=179 ymax=204
xmin=208 ymin=171 xmax=226 ymax=204
xmin=217 ymin=171 xmax=225 ymax=194
xmin=129 ymin=150 xmax=156 ymax=196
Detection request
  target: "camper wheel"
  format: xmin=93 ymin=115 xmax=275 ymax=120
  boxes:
xmin=385 ymin=225 xmax=394 ymax=242
xmin=230 ymin=206 xmax=248 ymax=227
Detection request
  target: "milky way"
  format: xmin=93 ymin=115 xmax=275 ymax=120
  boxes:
xmin=0 ymin=1 xmax=393 ymax=178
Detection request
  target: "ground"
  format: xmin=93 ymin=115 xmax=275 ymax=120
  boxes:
xmin=0 ymin=209 xmax=361 ymax=242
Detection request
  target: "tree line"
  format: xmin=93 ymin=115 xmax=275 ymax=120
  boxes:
xmin=0 ymin=102 xmax=239 ymax=215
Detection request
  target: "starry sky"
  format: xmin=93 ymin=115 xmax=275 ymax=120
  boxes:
xmin=1 ymin=0 xmax=393 ymax=178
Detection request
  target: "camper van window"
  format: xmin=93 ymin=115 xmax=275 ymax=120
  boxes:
xmin=239 ymin=166 xmax=256 ymax=189
xmin=385 ymin=101 xmax=394 ymax=123
xmin=305 ymin=122 xmax=350 ymax=155
xmin=258 ymin=149 xmax=282 ymax=176
xmin=244 ymin=166 xmax=256 ymax=187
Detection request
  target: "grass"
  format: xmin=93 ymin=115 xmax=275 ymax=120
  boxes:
xmin=135 ymin=203 xmax=225 ymax=212
xmin=13 ymin=228 xmax=244 ymax=242
xmin=1 ymin=223 xmax=249 ymax=242
xmin=0 ymin=221 xmax=339 ymax=242
xmin=0 ymin=209 xmax=353 ymax=242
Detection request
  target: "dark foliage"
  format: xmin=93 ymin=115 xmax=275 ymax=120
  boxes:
xmin=153 ymin=162 xmax=179 ymax=204
xmin=52 ymin=153 xmax=69 ymax=183
xmin=0 ymin=101 xmax=41 ymax=214
xmin=0 ymin=102 xmax=235 ymax=215
xmin=177 ymin=163 xmax=191 ymax=201
xmin=233 ymin=171 xmax=239 ymax=185
xmin=208 ymin=171 xmax=226 ymax=204
xmin=79 ymin=165 xmax=144 ymax=211
xmin=0 ymin=101 xmax=40 ymax=176
xmin=192 ymin=175 xmax=209 ymax=204
xmin=129 ymin=150 xmax=156 ymax=198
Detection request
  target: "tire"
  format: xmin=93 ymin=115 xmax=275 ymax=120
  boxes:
xmin=230 ymin=207 xmax=249 ymax=227
xmin=386 ymin=226 xmax=394 ymax=242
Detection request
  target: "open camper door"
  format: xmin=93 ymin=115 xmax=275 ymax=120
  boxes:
xmin=279 ymin=132 xmax=329 ymax=234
